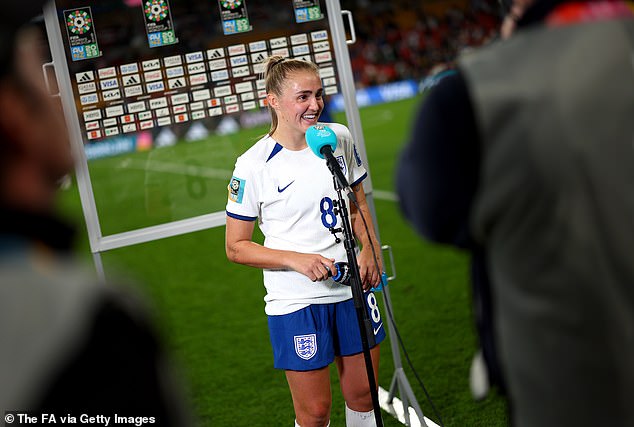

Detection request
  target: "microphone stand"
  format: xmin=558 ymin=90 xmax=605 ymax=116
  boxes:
xmin=330 ymin=176 xmax=384 ymax=427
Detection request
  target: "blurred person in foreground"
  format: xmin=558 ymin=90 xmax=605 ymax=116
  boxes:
xmin=0 ymin=3 xmax=191 ymax=424
xmin=397 ymin=0 xmax=634 ymax=425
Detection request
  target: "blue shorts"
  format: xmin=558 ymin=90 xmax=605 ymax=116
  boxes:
xmin=267 ymin=291 xmax=386 ymax=371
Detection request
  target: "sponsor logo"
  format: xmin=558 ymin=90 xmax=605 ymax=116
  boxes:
xmin=100 ymin=78 xmax=119 ymax=90
xmin=277 ymin=180 xmax=294 ymax=192
xmin=168 ymin=78 xmax=186 ymax=89
xmin=208 ymin=59 xmax=227 ymax=70
xmin=290 ymin=34 xmax=308 ymax=45
xmin=190 ymin=74 xmax=208 ymax=85
xmin=105 ymin=127 xmax=119 ymax=136
xmin=124 ymin=85 xmax=143 ymax=98
xmin=319 ymin=67 xmax=335 ymax=78
xmin=146 ymin=81 xmax=166 ymax=93
xmin=225 ymin=104 xmax=240 ymax=114
xmin=190 ymin=101 xmax=204 ymax=110
xmin=123 ymin=74 xmax=140 ymax=86
xmin=249 ymin=40 xmax=267 ymax=52
xmin=140 ymin=120 xmax=154 ymax=130
xmin=311 ymin=30 xmax=328 ymax=41
xmin=224 ymin=95 xmax=238 ymax=104
xmin=234 ymin=81 xmax=253 ymax=93
xmin=240 ymin=92 xmax=255 ymax=101
xmin=232 ymin=66 xmax=250 ymax=78
xmin=144 ymin=70 xmax=163 ymax=82
xmin=142 ymin=59 xmax=161 ymax=70
xmin=230 ymin=55 xmax=248 ymax=67
xmin=315 ymin=52 xmax=332 ymax=63
xmin=228 ymin=44 xmax=246 ymax=56
xmin=171 ymin=93 xmax=189 ymax=105
xmin=157 ymin=117 xmax=172 ymax=126
xmin=325 ymin=86 xmax=338 ymax=95
xmin=102 ymin=89 xmax=121 ymax=101
xmin=155 ymin=108 xmax=170 ymax=117
xmin=103 ymin=118 xmax=118 ymax=127
xmin=211 ymin=70 xmax=230 ymax=82
xmin=138 ymin=111 xmax=153 ymax=121
xmin=174 ymin=114 xmax=188 ymax=123
xmin=207 ymin=48 xmax=225 ymax=59
xmin=192 ymin=89 xmax=211 ymax=101
xmin=313 ymin=41 xmax=330 ymax=52
xmin=192 ymin=110 xmax=206 ymax=120
xmin=214 ymin=85 xmax=232 ymax=97
xmin=166 ymin=66 xmax=185 ymax=78
xmin=120 ymin=63 xmax=139 ymax=75
xmin=186 ymin=51 xmax=204 ymax=63
xmin=85 ymin=121 xmax=100 ymax=130
xmin=187 ymin=63 xmax=206 ymax=74
xmin=80 ymin=93 xmax=99 ymax=105
xmin=173 ymin=105 xmax=187 ymax=114
xmin=84 ymin=110 xmax=102 ymax=121
xmin=208 ymin=107 xmax=222 ymax=116
xmin=98 ymin=67 xmax=117 ymax=79
xmin=122 ymin=123 xmax=137 ymax=133
xmin=269 ymin=37 xmax=287 ymax=48
xmin=251 ymin=52 xmax=267 ymax=64
xmin=77 ymin=82 xmax=96 ymax=94
xmin=241 ymin=101 xmax=257 ymax=111
xmin=292 ymin=45 xmax=310 ymax=56
xmin=87 ymin=130 xmax=102 ymax=140
xmin=76 ymin=71 xmax=95 ymax=83
xmin=149 ymin=97 xmax=168 ymax=109
xmin=105 ymin=105 xmax=125 ymax=117
xmin=163 ymin=55 xmax=182 ymax=67
xmin=121 ymin=114 xmax=134 ymax=124
xmin=271 ymin=48 xmax=289 ymax=57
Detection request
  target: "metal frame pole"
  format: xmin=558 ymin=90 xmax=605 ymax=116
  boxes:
xmin=325 ymin=1 xmax=428 ymax=425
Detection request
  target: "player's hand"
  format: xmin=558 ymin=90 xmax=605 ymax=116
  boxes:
xmin=357 ymin=246 xmax=383 ymax=291
xmin=288 ymin=253 xmax=336 ymax=282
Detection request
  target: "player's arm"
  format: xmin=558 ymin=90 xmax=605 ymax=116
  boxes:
xmin=225 ymin=217 xmax=335 ymax=282
xmin=350 ymin=182 xmax=383 ymax=289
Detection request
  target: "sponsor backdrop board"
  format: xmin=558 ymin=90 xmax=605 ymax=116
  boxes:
xmin=50 ymin=0 xmax=340 ymax=236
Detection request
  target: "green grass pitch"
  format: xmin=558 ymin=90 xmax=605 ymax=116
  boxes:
xmin=58 ymin=95 xmax=508 ymax=426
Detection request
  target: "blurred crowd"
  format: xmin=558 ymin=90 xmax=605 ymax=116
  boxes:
xmin=341 ymin=0 xmax=501 ymax=87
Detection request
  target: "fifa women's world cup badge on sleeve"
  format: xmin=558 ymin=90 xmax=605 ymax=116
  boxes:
xmin=228 ymin=176 xmax=246 ymax=203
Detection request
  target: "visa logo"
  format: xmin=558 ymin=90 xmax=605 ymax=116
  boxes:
xmin=146 ymin=82 xmax=165 ymax=93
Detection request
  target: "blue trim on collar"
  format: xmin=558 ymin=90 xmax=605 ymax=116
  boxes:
xmin=226 ymin=211 xmax=257 ymax=222
xmin=351 ymin=172 xmax=368 ymax=187
xmin=266 ymin=143 xmax=283 ymax=162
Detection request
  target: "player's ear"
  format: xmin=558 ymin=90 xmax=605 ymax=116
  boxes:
xmin=267 ymin=92 xmax=279 ymax=110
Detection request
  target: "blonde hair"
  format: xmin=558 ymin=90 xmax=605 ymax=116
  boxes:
xmin=263 ymin=55 xmax=320 ymax=136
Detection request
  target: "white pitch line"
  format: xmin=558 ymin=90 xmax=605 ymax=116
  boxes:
xmin=100 ymin=158 xmax=402 ymax=203
xmin=373 ymin=189 xmax=399 ymax=202
xmin=101 ymin=158 xmax=233 ymax=180
xmin=379 ymin=387 xmax=441 ymax=427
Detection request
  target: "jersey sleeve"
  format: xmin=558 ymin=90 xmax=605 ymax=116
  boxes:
xmin=340 ymin=125 xmax=367 ymax=186
xmin=225 ymin=157 xmax=259 ymax=221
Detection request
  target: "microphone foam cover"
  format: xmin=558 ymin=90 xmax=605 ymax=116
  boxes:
xmin=305 ymin=125 xmax=337 ymax=159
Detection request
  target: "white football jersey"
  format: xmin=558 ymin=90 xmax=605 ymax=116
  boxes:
xmin=226 ymin=123 xmax=367 ymax=315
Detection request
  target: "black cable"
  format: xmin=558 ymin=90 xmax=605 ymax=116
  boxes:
xmin=350 ymin=196 xmax=445 ymax=427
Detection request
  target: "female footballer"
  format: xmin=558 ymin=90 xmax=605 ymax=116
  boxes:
xmin=225 ymin=55 xmax=385 ymax=427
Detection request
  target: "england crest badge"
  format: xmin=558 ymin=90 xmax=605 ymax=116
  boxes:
xmin=294 ymin=334 xmax=317 ymax=360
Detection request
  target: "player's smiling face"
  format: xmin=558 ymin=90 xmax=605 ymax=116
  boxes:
xmin=274 ymin=70 xmax=324 ymax=136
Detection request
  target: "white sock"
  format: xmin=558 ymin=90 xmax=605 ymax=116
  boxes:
xmin=345 ymin=404 xmax=376 ymax=427
xmin=294 ymin=420 xmax=330 ymax=427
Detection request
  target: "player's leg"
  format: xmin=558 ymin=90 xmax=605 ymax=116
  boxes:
xmin=268 ymin=304 xmax=337 ymax=427
xmin=336 ymin=346 xmax=381 ymax=425
xmin=286 ymin=367 xmax=332 ymax=427
xmin=333 ymin=291 xmax=386 ymax=426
